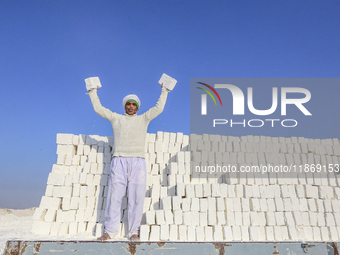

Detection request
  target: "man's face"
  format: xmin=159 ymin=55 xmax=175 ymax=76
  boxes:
xmin=125 ymin=101 xmax=138 ymax=115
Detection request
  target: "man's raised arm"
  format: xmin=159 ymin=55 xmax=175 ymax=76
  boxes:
xmin=88 ymin=88 xmax=115 ymax=121
xmin=144 ymin=85 xmax=169 ymax=121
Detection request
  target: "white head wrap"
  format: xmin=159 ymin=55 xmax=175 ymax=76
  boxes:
xmin=122 ymin=94 xmax=141 ymax=109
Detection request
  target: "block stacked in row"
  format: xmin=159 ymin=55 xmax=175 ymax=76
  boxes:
xmin=31 ymin=132 xmax=340 ymax=242
xmin=139 ymin=134 xmax=340 ymax=241
xmin=31 ymin=132 xmax=188 ymax=237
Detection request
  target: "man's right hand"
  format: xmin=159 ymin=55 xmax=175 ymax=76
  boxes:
xmin=90 ymin=86 xmax=99 ymax=92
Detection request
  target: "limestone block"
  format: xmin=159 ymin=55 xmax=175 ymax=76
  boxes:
xmin=273 ymin=226 xmax=283 ymax=241
xmin=56 ymin=210 xmax=76 ymax=222
xmin=32 ymin=208 xmax=47 ymax=221
xmin=140 ymin=225 xmax=150 ymax=241
xmin=306 ymin=198 xmax=317 ymax=212
xmin=308 ymin=212 xmax=317 ymax=227
xmin=182 ymin=226 xmax=194 ymax=241
xmin=211 ymin=183 xmax=221 ymax=197
xmin=231 ymin=226 xmax=241 ymax=241
xmin=151 ymin=186 xmax=161 ymax=200
xmin=207 ymin=210 xmax=217 ymax=225
xmin=321 ymin=226 xmax=330 ymax=241
xmin=222 ymin=226 xmax=232 ymax=241
xmin=207 ymin=197 xmax=216 ymax=212
xmin=232 ymin=184 xmax=242 ymax=198
xmin=83 ymin=145 xmax=91 ymax=155
xmin=199 ymin=212 xmax=207 ymax=226
xmin=172 ymin=196 xmax=181 ymax=211
xmin=295 ymin=185 xmax=305 ymax=198
xmin=182 ymin=211 xmax=192 ymax=226
xmin=226 ymin=212 xmax=235 ymax=226
xmin=332 ymin=213 xmax=340 ymax=227
xmin=316 ymin=212 xmax=326 ymax=227
xmin=57 ymin=134 xmax=74 ymax=145
xmin=202 ymin=183 xmax=211 ymax=197
xmin=182 ymin=198 xmax=191 ymax=211
xmin=39 ymin=196 xmax=61 ymax=210
xmin=238 ymin=198 xmax=249 ymax=212
xmin=194 ymin=226 xmax=204 ymax=241
xmin=79 ymin=186 xmax=87 ymax=198
xmin=244 ymin=186 xmax=253 ymax=198
xmin=190 ymin=198 xmax=199 ymax=212
xmin=326 ymin=213 xmax=336 ymax=226
xmin=61 ymin=197 xmax=70 ymax=211
xmin=274 ymin=198 xmax=284 ymax=212
xmin=252 ymin=185 xmax=260 ymax=197
xmin=284 ymin=212 xmax=295 ymax=226
xmin=83 ymin=207 xmax=94 ymax=221
xmin=53 ymin=186 xmax=72 ymax=197
xmin=239 ymin=226 xmax=249 ymax=241
xmin=233 ymin=198 xmax=241 ymax=212
xmin=329 ymin=226 xmax=339 ymax=240
xmin=69 ymin=197 xmax=79 ymax=210
xmin=161 ymin=197 xmax=172 ymax=211
xmin=76 ymin=209 xmax=85 ymax=222
xmin=283 ymin=198 xmax=292 ymax=211
xmin=164 ymin=210 xmax=174 ymax=225
xmin=64 ymin=155 xmax=73 ymax=166
xmin=174 ymin=210 xmax=183 ymax=225
xmin=149 ymin=225 xmax=160 ymax=241
xmin=324 ymin=200 xmax=333 ymax=213
xmin=194 ymin=184 xmax=203 ymax=198
xmin=44 ymin=184 xmax=54 ymax=197
xmin=185 ymin=184 xmax=195 ymax=198
xmin=47 ymin=173 xmax=66 ymax=186
xmin=169 ymin=225 xmax=178 ymax=241
xmin=214 ymin=211 xmax=225 ymax=225
xmin=145 ymin=210 xmax=155 ymax=225
xmin=301 ymin=212 xmax=310 ymax=226
xmin=175 ymin=183 xmax=185 ymax=197
xmin=251 ymin=198 xmax=260 ymax=211
xmin=266 ymin=212 xmax=276 ymax=226
xmin=87 ymin=185 xmax=96 ymax=197
xmin=275 ymin=212 xmax=285 ymax=226
xmin=178 ymin=225 xmax=187 ymax=241
xmin=49 ymin=222 xmax=61 ymax=236
xmin=214 ymin=198 xmax=224 ymax=212
xmin=31 ymin=221 xmax=52 ymax=235
xmin=267 ymin=199 xmax=275 ymax=212
xmin=66 ymin=221 xmax=78 ymax=236
xmin=160 ymin=224 xmax=170 ymax=241
xmin=157 ymin=185 xmax=168 ymax=199
xmin=264 ymin=226 xmax=274 ymax=241
xmin=250 ymin=226 xmax=263 ymax=241
xmin=200 ymin=198 xmax=208 ymax=212
xmin=155 ymin=210 xmax=165 ymax=225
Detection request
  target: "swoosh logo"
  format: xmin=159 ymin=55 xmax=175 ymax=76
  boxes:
xmin=196 ymin=82 xmax=223 ymax=106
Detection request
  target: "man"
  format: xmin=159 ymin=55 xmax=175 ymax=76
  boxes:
xmin=88 ymin=83 xmax=169 ymax=241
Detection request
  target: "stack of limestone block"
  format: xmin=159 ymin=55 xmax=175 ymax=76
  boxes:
xmin=31 ymin=133 xmax=340 ymax=243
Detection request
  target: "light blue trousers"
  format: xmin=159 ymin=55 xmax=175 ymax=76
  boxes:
xmin=104 ymin=157 xmax=146 ymax=238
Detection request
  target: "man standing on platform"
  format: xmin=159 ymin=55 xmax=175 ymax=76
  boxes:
xmin=88 ymin=82 xmax=169 ymax=241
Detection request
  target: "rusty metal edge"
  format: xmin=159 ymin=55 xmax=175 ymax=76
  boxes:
xmin=329 ymin=242 xmax=339 ymax=255
xmin=5 ymin=240 xmax=338 ymax=255
xmin=4 ymin=240 xmax=335 ymax=244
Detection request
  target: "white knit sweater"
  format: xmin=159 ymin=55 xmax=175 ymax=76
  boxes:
xmin=88 ymin=88 xmax=168 ymax=158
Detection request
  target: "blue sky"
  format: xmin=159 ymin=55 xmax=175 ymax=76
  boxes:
xmin=0 ymin=0 xmax=339 ymax=209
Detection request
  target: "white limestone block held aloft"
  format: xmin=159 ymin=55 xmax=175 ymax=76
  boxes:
xmin=85 ymin=77 xmax=102 ymax=91
xmin=158 ymin=73 xmax=177 ymax=91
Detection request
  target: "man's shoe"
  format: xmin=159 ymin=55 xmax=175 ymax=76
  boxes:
xmin=130 ymin=234 xmax=140 ymax=241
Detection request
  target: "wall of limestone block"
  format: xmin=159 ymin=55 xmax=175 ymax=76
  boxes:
xmin=31 ymin=132 xmax=340 ymax=242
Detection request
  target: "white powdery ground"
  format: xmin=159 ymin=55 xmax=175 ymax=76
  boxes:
xmin=0 ymin=208 xmax=127 ymax=255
